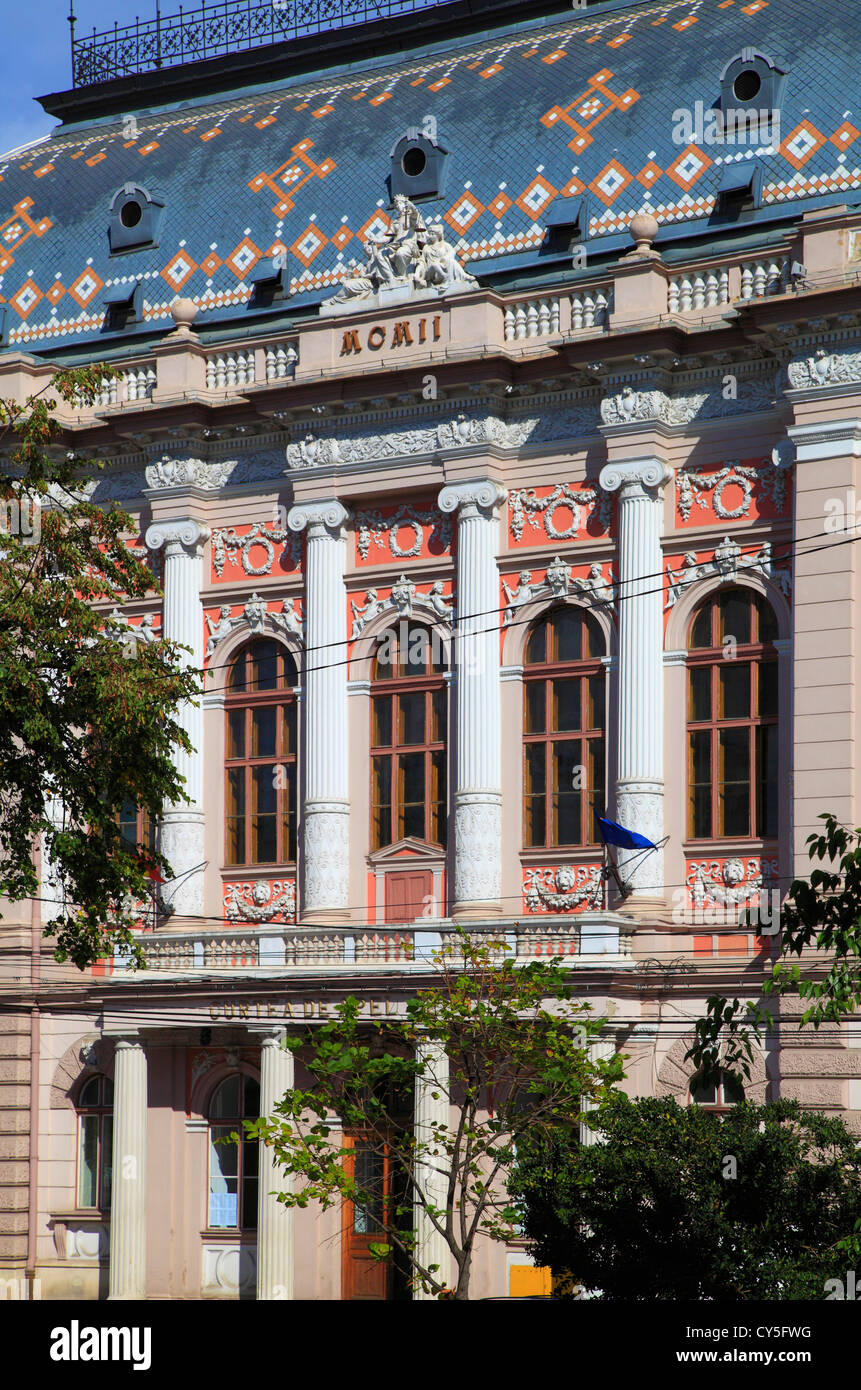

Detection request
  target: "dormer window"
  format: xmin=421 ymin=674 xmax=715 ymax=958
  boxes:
xmin=543 ymin=195 xmax=589 ymax=252
xmin=714 ymin=163 xmax=763 ymax=219
xmin=718 ymin=49 xmax=787 ymax=147
xmin=390 ymin=129 xmax=448 ymax=201
xmin=109 ymin=182 xmax=164 ymax=254
xmin=102 ymin=280 xmax=142 ymax=332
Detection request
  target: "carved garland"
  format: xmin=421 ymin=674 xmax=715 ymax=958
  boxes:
xmin=523 ymin=866 xmax=603 ymax=913
xmin=508 ymin=483 xmax=610 ymax=542
xmin=675 ymin=460 xmax=788 ymax=522
xmin=355 ymin=505 xmax=452 ymax=561
xmin=211 ymin=523 xmax=301 ymax=578
xmin=223 ymin=879 xmax=297 ymax=924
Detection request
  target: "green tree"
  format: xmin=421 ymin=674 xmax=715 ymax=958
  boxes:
xmin=687 ymin=815 xmax=861 ymax=1086
xmin=512 ymin=1093 xmax=861 ymax=1300
xmin=0 ymin=365 xmax=200 ymax=968
xmin=246 ymin=931 xmax=623 ymax=1300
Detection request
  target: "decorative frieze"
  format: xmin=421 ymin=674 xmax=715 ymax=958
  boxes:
xmin=686 ymin=856 xmax=779 ymax=918
xmin=665 ymin=537 xmax=791 ymax=608
xmin=205 ymin=593 xmax=304 ymax=659
xmin=523 ymin=865 xmax=603 ymax=913
xmin=350 ymin=577 xmax=453 ymax=640
xmin=600 ymin=377 xmax=775 ymax=427
xmin=223 ymin=879 xmax=297 ymax=925
xmin=785 ymin=346 xmax=861 ymax=391
xmin=501 ymin=558 xmax=613 ymax=625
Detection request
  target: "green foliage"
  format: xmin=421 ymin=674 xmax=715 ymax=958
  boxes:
xmin=512 ymin=1093 xmax=861 ymax=1300
xmin=246 ymin=931 xmax=623 ymax=1299
xmin=0 ymin=367 xmax=201 ymax=967
xmin=688 ymin=814 xmax=861 ymax=1086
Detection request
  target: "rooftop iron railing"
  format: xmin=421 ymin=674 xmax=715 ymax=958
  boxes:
xmin=69 ymin=0 xmax=451 ymax=87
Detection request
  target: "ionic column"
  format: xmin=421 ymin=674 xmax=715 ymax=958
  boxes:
xmin=598 ymin=458 xmax=672 ymax=897
xmin=256 ymin=1029 xmax=294 ymax=1301
xmin=413 ymin=1037 xmax=451 ymax=1300
xmin=144 ymin=518 xmax=210 ymax=916
xmin=438 ymin=481 xmax=506 ymax=915
xmin=108 ymin=1038 xmax=147 ymax=1300
xmin=287 ymin=500 xmax=351 ymax=919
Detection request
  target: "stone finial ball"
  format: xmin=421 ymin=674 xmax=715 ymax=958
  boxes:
xmin=629 ymin=212 xmax=659 ymax=252
xmin=170 ymin=296 xmax=199 ymax=327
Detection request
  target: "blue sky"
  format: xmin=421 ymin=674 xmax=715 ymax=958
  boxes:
xmin=0 ymin=1 xmax=152 ymax=155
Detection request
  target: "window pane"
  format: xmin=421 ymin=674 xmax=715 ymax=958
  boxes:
xmin=583 ymin=612 xmax=604 ymax=660
xmin=398 ymin=692 xmax=425 ymax=745
xmin=689 ymin=730 xmax=712 ymax=838
xmin=399 ymin=753 xmax=425 ymax=840
xmin=552 ymin=609 xmax=581 ymax=663
xmin=373 ymin=696 xmax=392 ymax=747
xmin=586 ymin=739 xmax=605 ymax=835
xmin=226 ymin=709 xmax=245 ymax=760
xmin=690 ymin=603 xmax=712 ymax=649
xmin=756 ymin=724 xmax=779 ymax=838
xmin=524 ymin=744 xmax=546 ymax=847
xmin=719 ymin=727 xmax=750 ymax=836
xmin=102 ymin=1079 xmax=114 ymax=1106
xmin=79 ymin=1115 xmax=99 ymax=1207
xmin=586 ymin=675 xmax=605 ymax=732
xmin=118 ymin=798 xmax=137 ymax=846
xmin=758 ymin=661 xmax=778 ymax=717
xmin=372 ymin=756 xmax=392 ymax=850
xmin=524 ymin=682 xmax=545 ymax=734
xmin=525 ymin=621 xmax=546 ymax=666
xmin=689 ymin=667 xmax=711 ymax=722
xmin=552 ymin=678 xmax=581 ymax=733
xmin=249 ymin=640 xmax=280 ymax=691
xmin=226 ymin=769 xmax=245 ymax=865
xmin=229 ymin=651 xmax=247 ymax=691
xmin=241 ymin=1176 xmax=259 ymax=1231
xmin=374 ymin=637 xmax=394 ymax=680
xmin=429 ymin=750 xmax=447 ymax=847
xmin=252 ymin=767 xmax=277 ymax=862
xmin=719 ymin=662 xmax=750 ymax=719
xmin=553 ymin=741 xmax=581 ymax=845
xmin=243 ymin=1075 xmax=260 ymax=1119
xmin=719 ymin=591 xmax=751 ymax=646
xmin=353 ymin=1146 xmax=384 ymax=1234
xmin=210 ymin=1076 xmax=241 ymax=1119
xmin=209 ymin=1126 xmax=238 ymax=1228
xmin=401 ymin=626 xmax=429 ymax=677
xmin=79 ymin=1076 xmax=101 ymax=1108
xmin=430 ymin=688 xmax=446 ymax=744
xmin=282 ymin=763 xmax=297 ymax=862
xmin=756 ymin=597 xmax=778 ymax=644
xmin=251 ymin=706 xmax=277 ymax=758
xmin=101 ymin=1116 xmax=113 ymax=1209
xmin=281 ymin=703 xmax=297 ymax=759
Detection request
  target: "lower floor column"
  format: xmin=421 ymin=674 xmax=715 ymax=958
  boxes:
xmin=413 ymin=1037 xmax=451 ymax=1299
xmin=256 ymin=1029 xmax=294 ymax=1300
xmin=108 ymin=1037 xmax=147 ymax=1299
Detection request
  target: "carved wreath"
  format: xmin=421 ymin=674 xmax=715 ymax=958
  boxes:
xmin=211 ymin=523 xmax=300 ymax=577
xmin=508 ymin=483 xmax=610 ymax=542
xmin=675 ymin=462 xmax=788 ymax=522
xmin=355 ymin=505 xmax=452 ymax=561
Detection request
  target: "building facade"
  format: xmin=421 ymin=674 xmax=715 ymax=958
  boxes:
xmin=2 ymin=0 xmax=861 ymax=1299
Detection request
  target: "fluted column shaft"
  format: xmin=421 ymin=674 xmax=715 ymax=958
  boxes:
xmin=598 ymin=459 xmax=672 ymax=893
xmin=256 ymin=1029 xmax=294 ymax=1300
xmin=108 ymin=1038 xmax=147 ymax=1300
xmin=438 ymin=481 xmax=506 ymax=912
xmin=287 ymin=501 xmax=351 ymax=917
xmin=144 ymin=518 xmax=209 ymax=915
xmin=413 ymin=1037 xmax=451 ymax=1299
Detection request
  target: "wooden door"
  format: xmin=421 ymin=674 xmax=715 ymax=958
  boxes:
xmin=341 ymin=1138 xmax=392 ymax=1300
xmin=384 ymin=868 xmax=432 ymax=923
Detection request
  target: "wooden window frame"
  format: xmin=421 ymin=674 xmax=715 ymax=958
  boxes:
xmin=686 ymin=589 xmax=778 ymax=843
xmin=224 ymin=639 xmax=298 ymax=869
xmin=76 ymin=1074 xmax=113 ymax=1211
xmin=370 ymin=626 xmax=447 ymax=852
xmin=207 ymin=1074 xmax=260 ymax=1233
xmin=522 ymin=607 xmax=606 ymax=850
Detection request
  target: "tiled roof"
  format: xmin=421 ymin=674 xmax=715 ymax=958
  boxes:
xmin=1 ymin=0 xmax=858 ymax=352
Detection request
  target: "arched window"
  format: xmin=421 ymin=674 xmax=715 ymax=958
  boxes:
xmin=687 ymin=588 xmax=778 ymax=841
xmin=523 ymin=607 xmax=606 ymax=848
xmin=690 ymin=1070 xmax=745 ymax=1113
xmin=225 ymin=639 xmax=297 ymax=866
xmin=370 ymin=623 xmax=447 ymax=851
xmin=207 ymin=1074 xmax=260 ymax=1230
xmin=77 ymin=1074 xmax=113 ymax=1210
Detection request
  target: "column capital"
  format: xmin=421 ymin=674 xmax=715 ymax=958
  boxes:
xmin=144 ymin=518 xmax=210 ymax=556
xmin=438 ymin=479 xmax=506 ymax=518
xmin=599 ymin=457 xmax=673 ymax=495
xmin=287 ymin=499 xmax=350 ymax=537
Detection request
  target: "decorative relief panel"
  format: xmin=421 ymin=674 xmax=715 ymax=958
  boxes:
xmin=210 ymin=521 xmax=301 ymax=582
xmin=686 ymin=856 xmax=778 ymax=916
xmin=354 ymin=501 xmax=452 ymax=566
xmin=501 ymin=557 xmax=614 ymax=626
xmin=508 ymin=481 xmax=611 ymax=547
xmin=204 ymin=593 xmax=304 ymax=662
xmin=348 ymin=577 xmax=454 ymax=642
xmin=675 ymin=454 xmax=791 ymax=528
xmin=223 ymin=878 xmax=296 ymax=924
xmin=523 ymin=865 xmax=603 ymax=914
xmin=665 ymin=537 xmax=791 ymax=612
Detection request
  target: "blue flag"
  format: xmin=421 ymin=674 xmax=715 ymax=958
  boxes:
xmin=596 ymin=815 xmax=658 ymax=851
